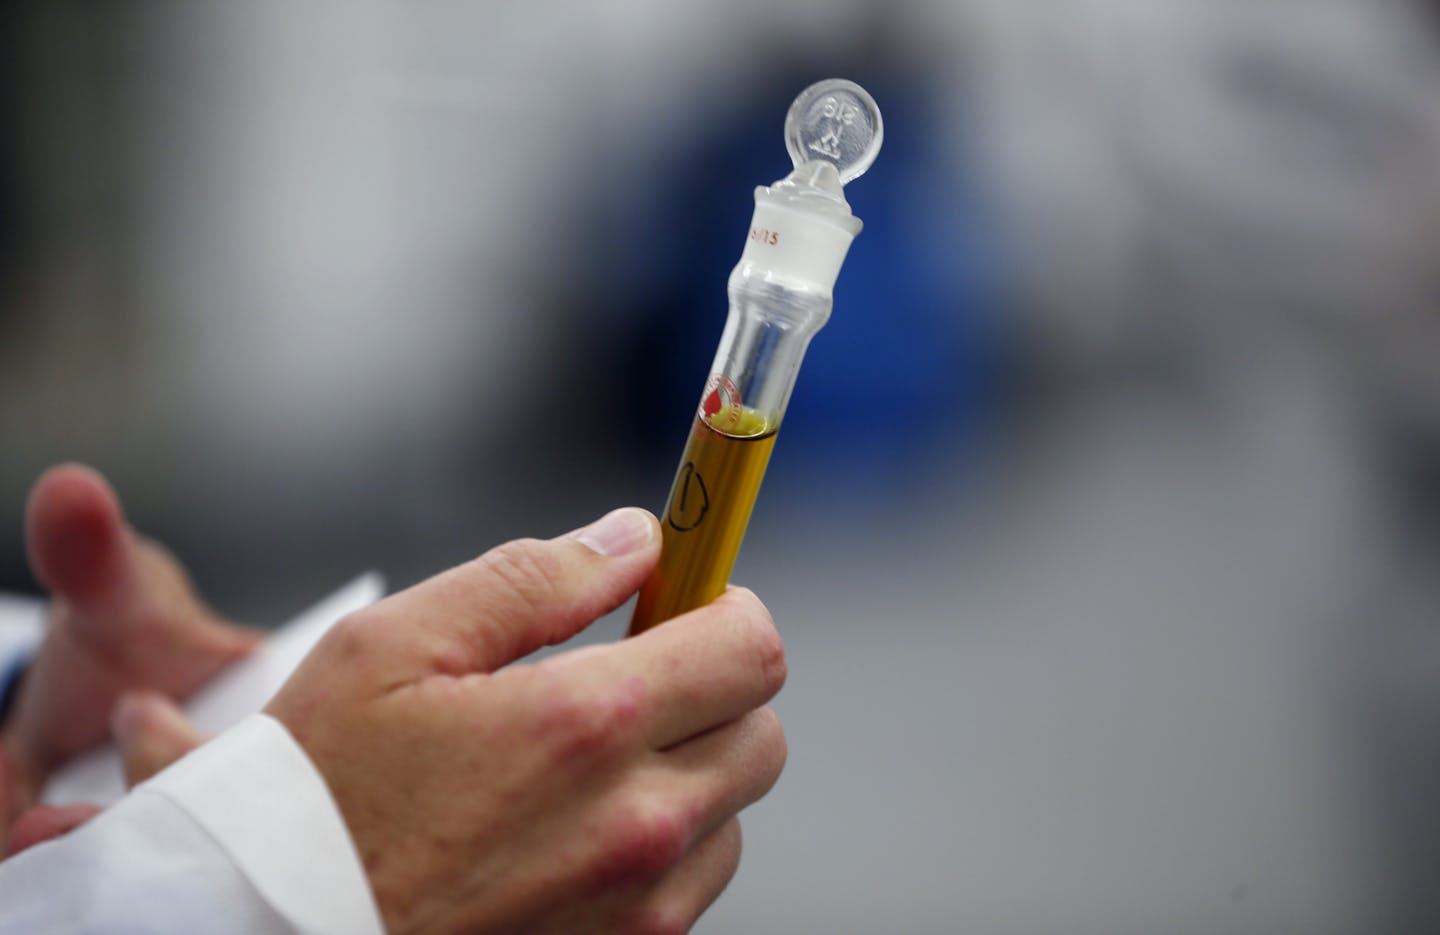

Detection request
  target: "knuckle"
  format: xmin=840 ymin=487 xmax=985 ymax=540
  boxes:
xmin=735 ymin=602 xmax=786 ymax=695
xmin=600 ymin=675 xmax=651 ymax=744
xmin=537 ymin=682 xmax=606 ymax=755
xmin=534 ymin=675 xmax=645 ymax=763
xmin=596 ymin=801 xmax=690 ymax=887
xmin=477 ymin=539 xmax=567 ymax=615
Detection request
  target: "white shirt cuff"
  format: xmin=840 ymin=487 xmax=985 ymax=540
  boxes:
xmin=141 ymin=713 xmax=385 ymax=935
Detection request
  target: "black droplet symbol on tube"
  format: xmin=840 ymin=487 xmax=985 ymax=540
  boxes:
xmin=666 ymin=462 xmax=709 ymax=532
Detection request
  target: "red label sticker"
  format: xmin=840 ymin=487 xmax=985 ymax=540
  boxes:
xmin=699 ymin=374 xmax=741 ymax=432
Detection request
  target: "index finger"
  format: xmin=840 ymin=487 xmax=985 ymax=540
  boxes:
xmin=593 ymin=587 xmax=788 ymax=750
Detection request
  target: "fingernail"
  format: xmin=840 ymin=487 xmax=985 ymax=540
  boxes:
xmin=572 ymin=508 xmax=654 ymax=557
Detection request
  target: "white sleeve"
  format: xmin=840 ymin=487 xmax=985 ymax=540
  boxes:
xmin=0 ymin=594 xmax=43 ymax=656
xmin=0 ymin=714 xmax=384 ymax=935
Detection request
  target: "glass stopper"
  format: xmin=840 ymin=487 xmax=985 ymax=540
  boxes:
xmin=783 ymin=78 xmax=883 ymax=185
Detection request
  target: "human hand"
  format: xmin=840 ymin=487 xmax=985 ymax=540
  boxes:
xmin=267 ymin=507 xmax=788 ymax=934
xmin=2 ymin=688 xmax=204 ymax=857
xmin=0 ymin=464 xmax=260 ymax=825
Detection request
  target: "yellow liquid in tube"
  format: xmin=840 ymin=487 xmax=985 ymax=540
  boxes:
xmin=629 ymin=405 xmax=776 ymax=634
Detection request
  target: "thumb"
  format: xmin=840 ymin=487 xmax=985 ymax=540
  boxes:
xmin=25 ymin=463 xmax=136 ymax=609
xmin=112 ymin=691 xmax=205 ymax=788
xmin=26 ymin=462 xmax=261 ymax=668
xmin=348 ymin=507 xmax=660 ymax=681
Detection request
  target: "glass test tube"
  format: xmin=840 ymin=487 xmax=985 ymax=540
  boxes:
xmin=629 ymin=79 xmax=883 ymax=635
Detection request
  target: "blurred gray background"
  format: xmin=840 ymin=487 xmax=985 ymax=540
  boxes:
xmin=4 ymin=0 xmax=1440 ymax=932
